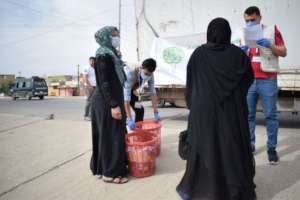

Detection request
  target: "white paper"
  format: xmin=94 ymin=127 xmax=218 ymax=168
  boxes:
xmin=243 ymin=24 xmax=263 ymax=47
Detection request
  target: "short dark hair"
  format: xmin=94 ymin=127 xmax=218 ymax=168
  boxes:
xmin=244 ymin=6 xmax=261 ymax=16
xmin=142 ymin=58 xmax=156 ymax=72
xmin=89 ymin=56 xmax=96 ymax=61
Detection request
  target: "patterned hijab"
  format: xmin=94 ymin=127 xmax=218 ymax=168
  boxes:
xmin=95 ymin=26 xmax=126 ymax=85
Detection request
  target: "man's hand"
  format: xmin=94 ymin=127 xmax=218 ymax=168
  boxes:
xmin=154 ymin=111 xmax=160 ymax=121
xmin=127 ymin=119 xmax=135 ymax=130
xmin=256 ymin=38 xmax=271 ymax=48
xmin=111 ymin=106 xmax=122 ymax=120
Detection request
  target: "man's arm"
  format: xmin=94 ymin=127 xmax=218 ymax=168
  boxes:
xmin=124 ymin=101 xmax=132 ymax=119
xmin=83 ymin=74 xmax=92 ymax=87
xmin=83 ymin=67 xmax=92 ymax=87
xmin=148 ymin=76 xmax=158 ymax=113
xmin=123 ymin=66 xmax=133 ymax=119
xmin=151 ymin=95 xmax=158 ymax=113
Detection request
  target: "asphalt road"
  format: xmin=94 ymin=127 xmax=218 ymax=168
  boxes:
xmin=0 ymin=96 xmax=300 ymax=200
xmin=0 ymin=96 xmax=190 ymax=122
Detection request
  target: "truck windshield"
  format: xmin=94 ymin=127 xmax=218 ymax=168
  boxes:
xmin=34 ymin=81 xmax=47 ymax=87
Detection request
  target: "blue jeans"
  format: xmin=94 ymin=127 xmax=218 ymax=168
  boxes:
xmin=247 ymin=78 xmax=279 ymax=150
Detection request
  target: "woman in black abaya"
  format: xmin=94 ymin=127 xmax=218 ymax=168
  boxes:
xmin=90 ymin=26 xmax=128 ymax=184
xmin=177 ymin=18 xmax=256 ymax=199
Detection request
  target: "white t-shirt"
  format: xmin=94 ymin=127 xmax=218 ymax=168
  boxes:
xmin=83 ymin=65 xmax=96 ymax=86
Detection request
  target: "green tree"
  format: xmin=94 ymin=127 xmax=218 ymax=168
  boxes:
xmin=0 ymin=80 xmax=15 ymax=95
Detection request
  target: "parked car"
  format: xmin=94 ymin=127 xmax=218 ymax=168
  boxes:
xmin=11 ymin=76 xmax=48 ymax=100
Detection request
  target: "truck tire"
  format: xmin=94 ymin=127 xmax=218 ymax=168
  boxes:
xmin=174 ymin=100 xmax=186 ymax=108
xmin=158 ymin=99 xmax=166 ymax=108
xmin=170 ymin=102 xmax=176 ymax=107
xmin=26 ymin=94 xmax=32 ymax=100
xmin=39 ymin=96 xmax=44 ymax=100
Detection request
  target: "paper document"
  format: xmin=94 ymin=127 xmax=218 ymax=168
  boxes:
xmin=243 ymin=24 xmax=263 ymax=47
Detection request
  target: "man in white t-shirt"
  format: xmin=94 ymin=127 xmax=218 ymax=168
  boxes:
xmin=83 ymin=57 xmax=96 ymax=121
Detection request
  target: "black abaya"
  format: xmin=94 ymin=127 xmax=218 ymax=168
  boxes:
xmin=177 ymin=18 xmax=256 ymax=200
xmin=90 ymin=54 xmax=127 ymax=178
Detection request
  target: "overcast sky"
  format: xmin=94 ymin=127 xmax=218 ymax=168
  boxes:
xmin=0 ymin=0 xmax=137 ymax=77
xmin=1 ymin=0 xmax=299 ymax=78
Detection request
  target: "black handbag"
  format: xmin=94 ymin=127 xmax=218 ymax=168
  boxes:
xmin=178 ymin=130 xmax=189 ymax=160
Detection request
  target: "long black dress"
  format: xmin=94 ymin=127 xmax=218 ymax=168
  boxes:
xmin=177 ymin=18 xmax=256 ymax=200
xmin=90 ymin=54 xmax=127 ymax=178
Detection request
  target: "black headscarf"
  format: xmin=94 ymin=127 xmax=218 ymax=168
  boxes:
xmin=207 ymin=17 xmax=231 ymax=45
xmin=177 ymin=18 xmax=256 ymax=199
xmin=186 ymin=17 xmax=253 ymax=105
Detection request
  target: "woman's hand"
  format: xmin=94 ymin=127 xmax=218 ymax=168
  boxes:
xmin=111 ymin=106 xmax=122 ymax=120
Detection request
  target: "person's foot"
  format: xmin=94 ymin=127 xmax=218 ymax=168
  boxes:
xmin=84 ymin=116 xmax=91 ymax=121
xmin=103 ymin=176 xmax=129 ymax=184
xmin=268 ymin=148 xmax=279 ymax=165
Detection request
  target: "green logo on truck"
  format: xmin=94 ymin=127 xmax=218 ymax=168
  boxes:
xmin=163 ymin=47 xmax=185 ymax=64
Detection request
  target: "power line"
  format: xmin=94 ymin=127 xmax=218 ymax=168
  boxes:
xmin=1 ymin=0 xmax=121 ymax=27
xmin=2 ymin=0 xmax=75 ymax=21
xmin=0 ymin=7 xmax=117 ymax=48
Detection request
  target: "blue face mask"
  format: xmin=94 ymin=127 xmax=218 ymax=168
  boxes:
xmin=246 ymin=21 xmax=257 ymax=27
xmin=111 ymin=36 xmax=120 ymax=48
xmin=141 ymin=72 xmax=151 ymax=81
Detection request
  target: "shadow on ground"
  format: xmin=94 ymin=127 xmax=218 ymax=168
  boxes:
xmin=156 ymin=132 xmax=186 ymax=176
xmin=158 ymin=116 xmax=300 ymax=200
xmin=256 ymin=135 xmax=300 ymax=199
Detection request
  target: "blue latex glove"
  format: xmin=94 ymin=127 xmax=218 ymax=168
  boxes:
xmin=256 ymin=38 xmax=271 ymax=48
xmin=127 ymin=119 xmax=135 ymax=130
xmin=154 ymin=112 xmax=160 ymax=121
xmin=240 ymin=45 xmax=249 ymax=52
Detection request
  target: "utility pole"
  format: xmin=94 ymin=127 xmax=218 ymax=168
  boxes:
xmin=134 ymin=0 xmax=140 ymax=62
xmin=118 ymin=0 xmax=121 ymax=47
xmin=77 ymin=64 xmax=80 ymax=96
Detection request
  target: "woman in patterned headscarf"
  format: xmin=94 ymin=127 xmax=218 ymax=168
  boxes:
xmin=90 ymin=26 xmax=128 ymax=184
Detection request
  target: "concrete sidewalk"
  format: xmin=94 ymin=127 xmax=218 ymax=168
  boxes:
xmin=0 ymin=113 xmax=300 ymax=200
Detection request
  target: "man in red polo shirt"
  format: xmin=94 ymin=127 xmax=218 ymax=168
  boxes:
xmin=242 ymin=6 xmax=287 ymax=165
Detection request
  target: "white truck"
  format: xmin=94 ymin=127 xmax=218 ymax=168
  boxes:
xmin=134 ymin=0 xmax=300 ymax=113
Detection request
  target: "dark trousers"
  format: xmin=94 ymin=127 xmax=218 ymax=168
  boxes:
xmin=130 ymin=91 xmax=144 ymax=122
xmin=84 ymin=87 xmax=95 ymax=117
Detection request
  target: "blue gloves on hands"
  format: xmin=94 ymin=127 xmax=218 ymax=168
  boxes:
xmin=154 ymin=112 xmax=161 ymax=121
xmin=256 ymin=38 xmax=271 ymax=48
xmin=240 ymin=45 xmax=249 ymax=53
xmin=127 ymin=119 xmax=135 ymax=130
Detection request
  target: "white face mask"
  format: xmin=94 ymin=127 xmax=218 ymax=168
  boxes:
xmin=141 ymin=72 xmax=151 ymax=81
xmin=111 ymin=36 xmax=120 ymax=48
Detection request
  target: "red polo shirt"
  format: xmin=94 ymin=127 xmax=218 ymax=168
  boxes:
xmin=249 ymin=25 xmax=285 ymax=79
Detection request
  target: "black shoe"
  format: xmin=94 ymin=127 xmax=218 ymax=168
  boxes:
xmin=268 ymin=148 xmax=279 ymax=165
